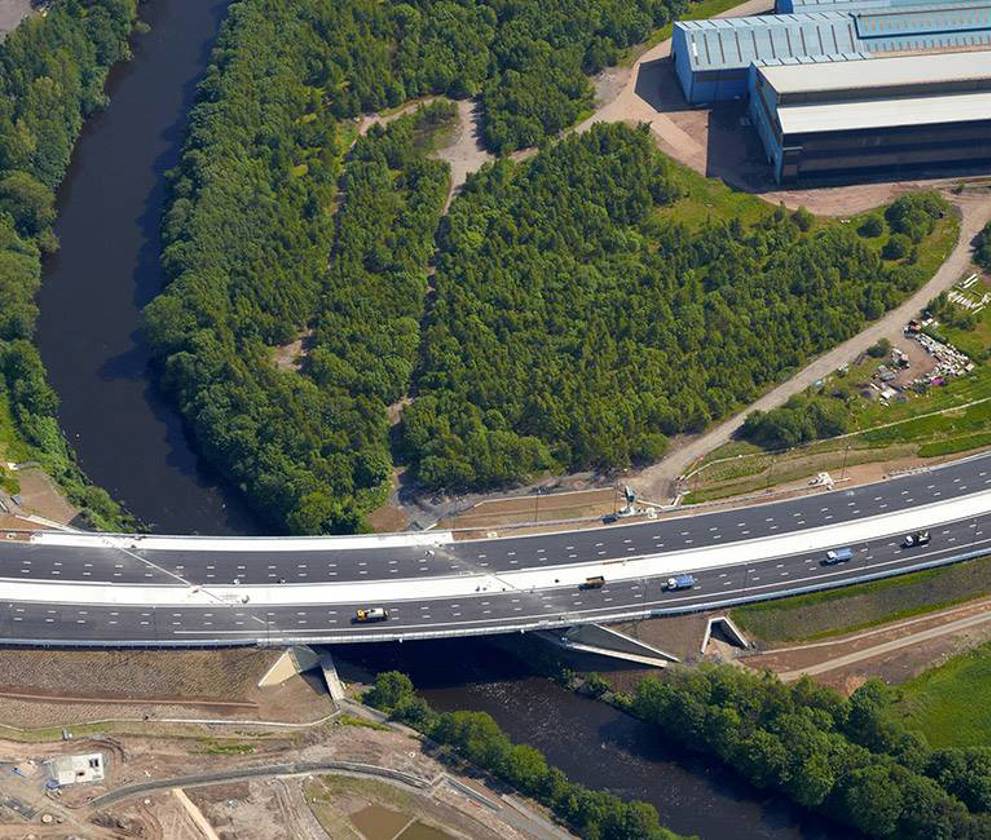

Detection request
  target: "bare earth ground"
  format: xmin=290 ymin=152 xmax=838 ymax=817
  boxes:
xmin=358 ymin=96 xmax=492 ymax=210
xmin=0 ymin=718 xmax=570 ymax=840
xmin=684 ymin=449 xmax=920 ymax=504
xmin=0 ymin=649 xmax=333 ymax=729
xmin=593 ymin=611 xmax=752 ymax=695
xmin=743 ymin=597 xmax=991 ymax=694
xmin=434 ymin=99 xmax=494 ymax=209
xmin=272 ymin=329 xmax=314 ymax=372
xmin=438 ymin=488 xmax=619 ymax=535
xmin=610 ymin=612 xmax=712 ymax=663
xmin=7 ymin=467 xmax=79 ymax=525
xmin=0 ymin=0 xmax=31 ymax=36
xmin=367 ymin=491 xmax=410 ymax=533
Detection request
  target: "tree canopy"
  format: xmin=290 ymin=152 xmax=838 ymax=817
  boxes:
xmin=632 ymin=666 xmax=991 ymax=839
xmin=401 ymin=125 xmax=932 ymax=491
xmin=146 ymin=0 xmax=455 ymax=532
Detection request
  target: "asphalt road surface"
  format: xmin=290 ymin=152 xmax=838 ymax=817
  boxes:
xmin=4 ymin=452 xmax=991 ymax=645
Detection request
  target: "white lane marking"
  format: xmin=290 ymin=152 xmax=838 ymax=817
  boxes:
xmin=8 ymin=500 xmax=991 ymax=611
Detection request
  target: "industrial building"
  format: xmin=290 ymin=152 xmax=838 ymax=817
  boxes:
xmin=776 ymin=0 xmax=970 ymax=12
xmin=672 ymin=14 xmax=867 ymax=103
xmin=670 ymin=0 xmax=991 ymax=182
xmin=749 ymin=50 xmax=991 ymax=182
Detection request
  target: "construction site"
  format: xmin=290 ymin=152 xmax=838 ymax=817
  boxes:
xmin=0 ymin=646 xmax=572 ymax=840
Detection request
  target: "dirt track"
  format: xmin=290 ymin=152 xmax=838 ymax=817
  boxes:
xmin=575 ymin=0 xmax=774 ymax=136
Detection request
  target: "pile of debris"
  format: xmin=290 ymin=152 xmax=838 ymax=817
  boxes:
xmin=911 ymin=331 xmax=973 ymax=382
xmin=903 ymin=320 xmax=974 ymax=387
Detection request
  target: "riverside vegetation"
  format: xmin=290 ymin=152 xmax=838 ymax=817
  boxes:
xmin=369 ymin=668 xmax=991 ymax=840
xmin=630 ymin=666 xmax=991 ymax=839
xmin=365 ymin=670 xmax=687 ymax=840
xmin=0 ymin=0 xmax=136 ymax=528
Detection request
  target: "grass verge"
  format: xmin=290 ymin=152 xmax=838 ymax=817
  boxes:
xmin=656 ymin=157 xmax=774 ymax=228
xmin=731 ymin=555 xmax=991 ymax=643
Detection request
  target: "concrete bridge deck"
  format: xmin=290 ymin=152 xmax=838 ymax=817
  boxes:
xmin=2 ymin=451 xmax=991 ymax=645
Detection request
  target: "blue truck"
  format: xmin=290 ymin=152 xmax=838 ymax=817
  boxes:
xmin=665 ymin=573 xmax=697 ymax=591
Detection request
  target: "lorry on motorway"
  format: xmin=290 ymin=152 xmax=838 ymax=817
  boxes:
xmin=354 ymin=607 xmax=388 ymax=623
xmin=903 ymin=530 xmax=931 ymax=548
xmin=579 ymin=576 xmax=606 ymax=590
xmin=823 ymin=547 xmax=854 ymax=565
xmin=665 ymin=574 xmax=697 ymax=591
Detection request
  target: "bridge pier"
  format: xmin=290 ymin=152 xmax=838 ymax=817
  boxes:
xmin=256 ymin=645 xmax=322 ymax=687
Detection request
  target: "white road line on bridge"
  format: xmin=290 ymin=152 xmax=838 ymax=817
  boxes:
xmin=2 ymin=490 xmax=991 ymax=609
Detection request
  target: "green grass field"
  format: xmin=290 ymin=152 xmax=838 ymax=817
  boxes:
xmin=655 ymin=158 xmax=774 ymax=229
xmin=0 ymin=391 xmax=31 ymax=495
xmin=889 ymin=641 xmax=991 ymax=747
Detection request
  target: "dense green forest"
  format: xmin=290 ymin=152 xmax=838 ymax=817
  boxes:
xmin=147 ymin=0 xmax=453 ymax=532
xmin=166 ymin=0 xmax=684 ymax=159
xmin=151 ymin=0 xmax=952 ymax=530
xmin=152 ymin=0 xmax=691 ymax=531
xmin=0 ymin=0 xmax=136 ymax=528
xmin=401 ymin=126 xmax=938 ymax=491
xmin=632 ymin=666 xmax=991 ymax=838
xmin=366 ymin=671 xmax=687 ymax=840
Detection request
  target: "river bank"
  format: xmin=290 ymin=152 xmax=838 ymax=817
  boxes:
xmin=35 ymin=0 xmax=257 ymax=534
xmin=336 ymin=638 xmax=848 ymax=840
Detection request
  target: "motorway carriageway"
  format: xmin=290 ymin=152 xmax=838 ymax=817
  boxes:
xmin=3 ymin=452 xmax=991 ymax=644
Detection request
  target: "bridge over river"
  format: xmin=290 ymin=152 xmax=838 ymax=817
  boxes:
xmin=4 ymin=451 xmax=991 ymax=646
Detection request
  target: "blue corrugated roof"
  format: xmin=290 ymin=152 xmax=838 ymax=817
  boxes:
xmin=677 ymin=13 xmax=863 ymax=70
xmin=855 ymin=2 xmax=991 ymax=39
xmin=677 ymin=1 xmax=991 ymax=71
xmin=781 ymin=0 xmax=974 ymax=12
